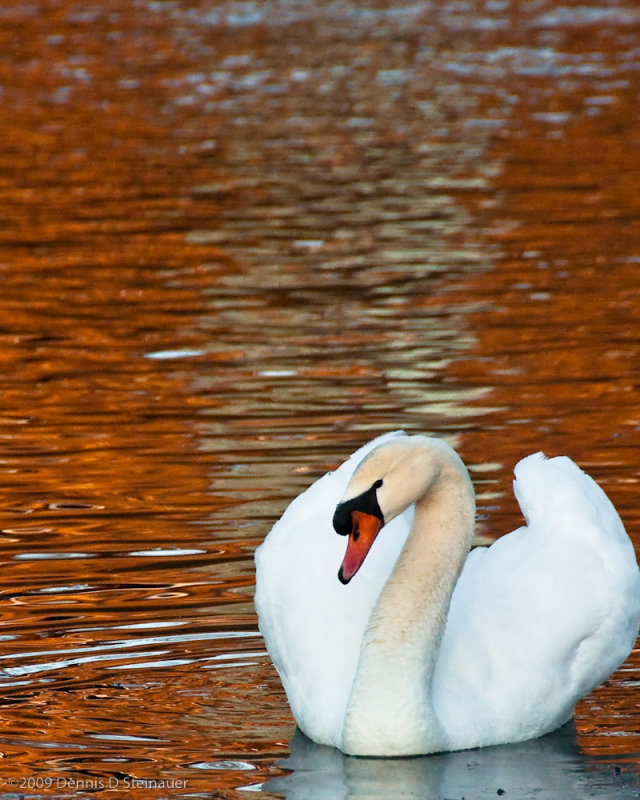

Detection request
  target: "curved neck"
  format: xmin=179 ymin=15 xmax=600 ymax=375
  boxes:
xmin=342 ymin=456 xmax=475 ymax=756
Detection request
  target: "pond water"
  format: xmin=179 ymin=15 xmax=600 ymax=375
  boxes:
xmin=1 ymin=1 xmax=640 ymax=798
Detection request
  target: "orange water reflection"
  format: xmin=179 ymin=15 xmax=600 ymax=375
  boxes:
xmin=0 ymin=1 xmax=639 ymax=799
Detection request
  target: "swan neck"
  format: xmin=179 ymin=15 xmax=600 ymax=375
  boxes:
xmin=342 ymin=449 xmax=475 ymax=755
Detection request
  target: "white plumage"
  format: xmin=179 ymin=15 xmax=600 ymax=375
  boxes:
xmin=255 ymin=431 xmax=640 ymax=756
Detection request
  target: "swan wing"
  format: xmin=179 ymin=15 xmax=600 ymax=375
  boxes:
xmin=434 ymin=453 xmax=640 ymax=748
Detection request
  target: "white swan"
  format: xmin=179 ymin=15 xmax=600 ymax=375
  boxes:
xmin=254 ymin=431 xmax=640 ymax=756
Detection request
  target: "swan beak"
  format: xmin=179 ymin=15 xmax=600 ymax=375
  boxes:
xmin=338 ymin=511 xmax=383 ymax=585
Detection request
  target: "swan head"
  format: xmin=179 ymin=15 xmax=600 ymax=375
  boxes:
xmin=333 ymin=435 xmax=450 ymax=585
xmin=333 ymin=478 xmax=385 ymax=585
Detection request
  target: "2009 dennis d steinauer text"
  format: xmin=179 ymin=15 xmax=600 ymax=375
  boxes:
xmin=5 ymin=776 xmax=189 ymax=790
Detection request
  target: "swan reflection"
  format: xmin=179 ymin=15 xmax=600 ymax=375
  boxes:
xmin=261 ymin=724 xmax=640 ymax=800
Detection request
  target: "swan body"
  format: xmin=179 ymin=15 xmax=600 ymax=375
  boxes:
xmin=254 ymin=431 xmax=640 ymax=756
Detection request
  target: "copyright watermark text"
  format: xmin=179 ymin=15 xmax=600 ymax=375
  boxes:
xmin=4 ymin=776 xmax=189 ymax=791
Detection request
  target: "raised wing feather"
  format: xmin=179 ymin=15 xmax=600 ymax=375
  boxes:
xmin=434 ymin=453 xmax=640 ymax=747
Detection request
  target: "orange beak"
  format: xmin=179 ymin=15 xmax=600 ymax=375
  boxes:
xmin=338 ymin=510 xmax=383 ymax=584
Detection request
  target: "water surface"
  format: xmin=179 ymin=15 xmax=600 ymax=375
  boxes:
xmin=0 ymin=1 xmax=639 ymax=798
